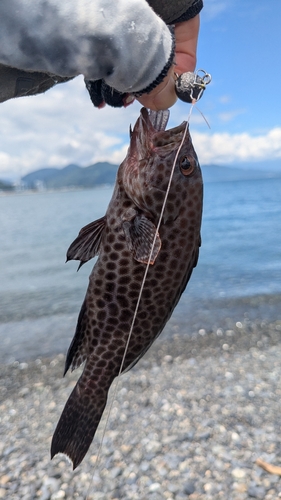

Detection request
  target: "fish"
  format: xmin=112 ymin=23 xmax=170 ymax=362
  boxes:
xmin=51 ymin=107 xmax=203 ymax=469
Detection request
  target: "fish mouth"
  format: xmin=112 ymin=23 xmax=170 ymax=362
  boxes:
xmin=148 ymin=110 xmax=170 ymax=131
xmin=128 ymin=108 xmax=187 ymax=160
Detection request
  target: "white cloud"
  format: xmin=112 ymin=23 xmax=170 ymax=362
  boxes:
xmin=192 ymin=127 xmax=281 ymax=164
xmin=219 ymin=95 xmax=232 ymax=104
xmin=202 ymin=0 xmax=232 ymax=20
xmin=1 ymin=76 xmax=281 ymax=181
xmin=109 ymin=144 xmax=130 ymax=165
xmin=218 ymin=108 xmax=246 ymax=122
xmin=0 ymin=76 xmax=140 ymax=180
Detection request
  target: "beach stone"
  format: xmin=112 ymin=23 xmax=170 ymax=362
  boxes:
xmin=51 ymin=491 xmax=66 ymax=499
xmin=198 ymin=431 xmax=211 ymax=440
xmin=163 ymin=355 xmax=173 ymax=363
xmin=232 ymin=468 xmax=247 ymax=479
xmin=167 ymin=483 xmax=179 ymax=494
xmin=88 ymin=493 xmax=104 ymax=500
xmin=2 ymin=320 xmax=281 ymax=499
xmin=268 ymin=474 xmax=280 ymax=484
xmin=248 ymin=485 xmax=266 ymax=498
xmin=0 ymin=475 xmax=10 ymax=486
xmin=233 ymin=482 xmax=248 ymax=493
xmin=183 ymin=482 xmax=196 ymax=495
xmin=109 ymin=467 xmax=122 ymax=479
xmin=145 ymin=440 xmax=162 ymax=453
xmin=204 ymin=482 xmax=214 ymax=492
xmin=149 ymin=482 xmax=161 ymax=492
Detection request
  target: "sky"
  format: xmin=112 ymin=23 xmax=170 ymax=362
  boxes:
xmin=1 ymin=0 xmax=281 ymax=181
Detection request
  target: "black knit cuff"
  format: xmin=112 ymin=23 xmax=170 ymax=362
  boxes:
xmin=133 ymin=27 xmax=176 ymax=97
xmin=85 ymin=79 xmax=130 ymax=108
xmin=172 ymin=0 xmax=203 ymax=24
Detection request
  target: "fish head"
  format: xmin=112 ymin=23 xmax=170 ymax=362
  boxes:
xmin=120 ymin=107 xmax=202 ymax=222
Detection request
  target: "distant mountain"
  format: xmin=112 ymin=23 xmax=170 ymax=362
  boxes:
xmin=201 ymin=164 xmax=281 ymax=183
xmin=22 ymin=167 xmax=60 ymax=185
xmin=223 ymin=158 xmax=281 ymax=172
xmin=21 ymin=162 xmax=118 ymax=189
xmin=0 ymin=179 xmax=14 ymax=191
xmin=21 ymin=161 xmax=281 ymax=190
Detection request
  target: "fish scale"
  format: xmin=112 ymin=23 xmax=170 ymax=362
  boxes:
xmin=51 ymin=107 xmax=203 ymax=469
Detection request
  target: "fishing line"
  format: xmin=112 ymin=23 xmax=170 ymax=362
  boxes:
xmin=85 ymin=103 xmax=195 ymax=499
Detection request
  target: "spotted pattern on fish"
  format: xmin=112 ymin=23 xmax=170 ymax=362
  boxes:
xmin=51 ymin=108 xmax=203 ymax=469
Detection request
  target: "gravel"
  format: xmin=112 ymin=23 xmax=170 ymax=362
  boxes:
xmin=1 ymin=318 xmax=281 ymax=499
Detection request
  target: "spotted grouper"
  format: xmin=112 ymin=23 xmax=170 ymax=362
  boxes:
xmin=51 ymin=108 xmax=203 ymax=468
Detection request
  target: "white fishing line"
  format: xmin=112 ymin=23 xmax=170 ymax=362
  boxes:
xmin=85 ymin=103 xmax=195 ymax=499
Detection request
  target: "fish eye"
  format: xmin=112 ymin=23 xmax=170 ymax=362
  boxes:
xmin=180 ymin=156 xmax=195 ymax=176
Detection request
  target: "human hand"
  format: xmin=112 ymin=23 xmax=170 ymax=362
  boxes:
xmin=137 ymin=15 xmax=200 ymax=111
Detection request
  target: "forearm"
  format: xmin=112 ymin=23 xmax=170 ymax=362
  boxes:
xmin=0 ymin=0 xmax=174 ymax=93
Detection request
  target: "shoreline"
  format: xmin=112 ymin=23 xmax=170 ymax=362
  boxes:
xmin=1 ymin=291 xmax=281 ymax=365
xmin=1 ymin=318 xmax=281 ymax=499
xmin=0 ymin=184 xmax=113 ymax=197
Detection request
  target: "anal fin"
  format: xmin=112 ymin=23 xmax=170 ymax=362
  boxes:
xmin=64 ymin=300 xmax=87 ymax=375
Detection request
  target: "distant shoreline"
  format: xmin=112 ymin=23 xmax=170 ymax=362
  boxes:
xmin=2 ymin=162 xmax=281 ymax=195
xmin=0 ymin=184 xmax=113 ymax=196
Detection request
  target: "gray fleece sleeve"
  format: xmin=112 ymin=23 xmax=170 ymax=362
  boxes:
xmin=0 ymin=0 xmax=174 ymax=94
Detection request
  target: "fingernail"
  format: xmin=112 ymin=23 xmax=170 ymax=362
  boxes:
xmin=124 ymin=95 xmax=135 ymax=107
xmin=98 ymin=101 xmax=106 ymax=109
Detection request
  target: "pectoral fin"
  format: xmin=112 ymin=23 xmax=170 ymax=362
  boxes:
xmin=66 ymin=216 xmax=106 ymax=269
xmin=123 ymin=214 xmax=161 ymax=264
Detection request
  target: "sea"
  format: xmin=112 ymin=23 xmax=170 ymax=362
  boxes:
xmin=1 ymin=175 xmax=281 ymax=364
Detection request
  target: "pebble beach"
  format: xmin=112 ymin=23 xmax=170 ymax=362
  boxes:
xmin=1 ymin=318 xmax=281 ymax=500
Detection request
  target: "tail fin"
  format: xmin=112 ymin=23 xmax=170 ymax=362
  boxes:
xmin=51 ymin=372 xmax=108 ymax=469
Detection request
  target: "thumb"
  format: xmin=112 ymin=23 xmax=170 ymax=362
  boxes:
xmin=136 ymin=66 xmax=177 ymax=111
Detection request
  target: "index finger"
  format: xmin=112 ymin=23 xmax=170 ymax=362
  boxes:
xmin=174 ymin=16 xmax=200 ymax=74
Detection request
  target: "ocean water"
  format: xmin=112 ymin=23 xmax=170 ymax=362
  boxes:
xmin=1 ymin=176 xmax=281 ymax=363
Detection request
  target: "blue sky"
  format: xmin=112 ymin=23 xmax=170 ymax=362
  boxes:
xmin=197 ymin=0 xmax=281 ymax=134
xmin=1 ymin=0 xmax=281 ymax=181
